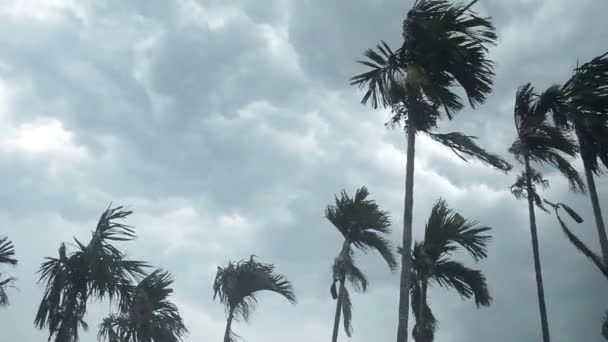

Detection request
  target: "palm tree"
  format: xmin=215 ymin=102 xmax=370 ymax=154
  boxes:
xmin=508 ymin=83 xmax=586 ymax=342
xmin=409 ymin=199 xmax=492 ymax=342
xmin=0 ymin=236 xmax=17 ymax=307
xmin=34 ymin=205 xmax=149 ymax=342
xmin=350 ymin=2 xmax=510 ymax=340
xmin=98 ymin=269 xmax=188 ymax=342
xmin=213 ymin=255 xmax=296 ymax=342
xmin=325 ymin=186 xmax=397 ymax=342
xmin=550 ymin=53 xmax=608 ymax=264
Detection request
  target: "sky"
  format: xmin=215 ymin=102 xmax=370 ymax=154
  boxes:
xmin=0 ymin=0 xmax=607 ymax=341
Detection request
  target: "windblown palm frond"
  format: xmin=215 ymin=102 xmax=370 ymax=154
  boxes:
xmin=423 ymin=199 xmax=492 ymax=262
xmin=603 ymin=312 xmax=608 ymax=340
xmin=427 ymin=132 xmax=512 ymax=171
xmin=510 ymin=169 xmax=550 ymax=212
xmin=0 ymin=236 xmax=17 ymax=307
xmin=410 ymin=278 xmax=438 ymax=342
xmin=98 ymin=269 xmax=188 ymax=342
xmin=543 ymin=200 xmax=608 ymax=279
xmin=509 ymin=83 xmax=586 ymax=192
xmin=325 ymin=187 xmax=397 ymax=270
xmin=35 ymin=205 xmax=149 ymax=342
xmin=214 ymin=256 xmax=295 ymax=342
xmin=401 ymin=0 xmax=497 ymax=109
xmin=352 ymin=0 xmax=497 ymax=124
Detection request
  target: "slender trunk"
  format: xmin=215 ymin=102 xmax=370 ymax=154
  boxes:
xmin=583 ymin=158 xmax=608 ymax=265
xmin=55 ymin=292 xmax=77 ymax=342
xmin=414 ymin=280 xmax=427 ymax=342
xmin=331 ymin=240 xmax=350 ymax=342
xmin=224 ymin=308 xmax=235 ymax=342
xmin=331 ymin=279 xmax=346 ymax=342
xmin=524 ymin=157 xmax=551 ymax=342
xmin=397 ymin=123 xmax=417 ymax=342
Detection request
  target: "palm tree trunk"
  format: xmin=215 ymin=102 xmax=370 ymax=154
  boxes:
xmin=331 ymin=279 xmax=346 ymax=342
xmin=583 ymin=158 xmax=608 ymax=265
xmin=224 ymin=308 xmax=235 ymax=342
xmin=397 ymin=123 xmax=417 ymax=342
xmin=416 ymin=280 xmax=427 ymax=342
xmin=524 ymin=156 xmax=551 ymax=342
xmin=55 ymin=292 xmax=77 ymax=342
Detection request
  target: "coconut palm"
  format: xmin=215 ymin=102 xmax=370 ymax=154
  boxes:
xmin=213 ymin=255 xmax=296 ymax=342
xmin=408 ymin=199 xmax=492 ymax=342
xmin=0 ymin=236 xmax=17 ymax=307
xmin=350 ymin=2 xmax=510 ymax=339
xmin=325 ymin=186 xmax=397 ymax=342
xmin=34 ymin=205 xmax=149 ymax=342
xmin=549 ymin=53 xmax=608 ymax=264
xmin=508 ymin=83 xmax=586 ymax=342
xmin=98 ymin=268 xmax=188 ymax=342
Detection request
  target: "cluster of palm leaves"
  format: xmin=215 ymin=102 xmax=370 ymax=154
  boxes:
xmin=0 ymin=236 xmax=17 ymax=307
xmin=349 ymin=0 xmax=608 ymax=341
xmin=32 ymin=205 xmax=188 ymax=342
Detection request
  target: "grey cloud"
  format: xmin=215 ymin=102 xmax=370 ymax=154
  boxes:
xmin=0 ymin=0 xmax=607 ymax=342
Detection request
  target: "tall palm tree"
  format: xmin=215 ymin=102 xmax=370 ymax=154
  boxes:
xmin=325 ymin=186 xmax=397 ymax=342
xmin=509 ymin=83 xmax=586 ymax=342
xmin=550 ymin=53 xmax=608 ymax=264
xmin=98 ymin=269 xmax=188 ymax=342
xmin=34 ymin=205 xmax=149 ymax=342
xmin=409 ymin=199 xmax=492 ymax=342
xmin=0 ymin=236 xmax=17 ymax=307
xmin=350 ymin=2 xmax=510 ymax=340
xmin=213 ymin=255 xmax=296 ymax=342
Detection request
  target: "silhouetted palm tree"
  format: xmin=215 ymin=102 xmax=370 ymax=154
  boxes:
xmin=549 ymin=53 xmax=608 ymax=264
xmin=509 ymin=83 xmax=586 ymax=342
xmin=34 ymin=205 xmax=149 ymax=342
xmin=325 ymin=186 xmax=397 ymax=341
xmin=350 ymin=2 xmax=510 ymax=340
xmin=98 ymin=269 xmax=188 ymax=342
xmin=0 ymin=236 xmax=17 ymax=307
xmin=409 ymin=199 xmax=492 ymax=342
xmin=213 ymin=255 xmax=296 ymax=342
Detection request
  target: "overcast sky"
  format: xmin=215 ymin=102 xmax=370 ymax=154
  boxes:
xmin=0 ymin=0 xmax=607 ymax=341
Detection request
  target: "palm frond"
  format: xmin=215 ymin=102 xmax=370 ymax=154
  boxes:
xmin=213 ymin=256 xmax=296 ymax=323
xmin=603 ymin=311 xmax=608 ymax=340
xmin=427 ymin=132 xmax=512 ymax=171
xmin=0 ymin=236 xmax=17 ymax=266
xmin=424 ymin=199 xmax=492 ymax=262
xmin=510 ymin=84 xmax=586 ymax=193
xmin=432 ymin=259 xmax=492 ymax=307
xmin=99 ymin=269 xmax=188 ymax=342
xmin=325 ymin=186 xmax=392 ymax=237
xmin=544 ymin=200 xmax=608 ymax=280
xmin=341 ymin=286 xmax=353 ymax=337
xmin=510 ymin=169 xmax=550 ymax=212
xmin=402 ymin=0 xmax=497 ymax=109
xmin=350 ymin=41 xmax=405 ymax=109
xmin=332 ymin=249 xmax=368 ymax=293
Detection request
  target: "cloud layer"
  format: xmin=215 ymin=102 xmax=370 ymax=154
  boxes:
xmin=0 ymin=1 xmax=606 ymax=341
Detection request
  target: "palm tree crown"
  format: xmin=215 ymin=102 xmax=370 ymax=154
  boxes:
xmin=409 ymin=199 xmax=492 ymax=342
xmin=213 ymin=255 xmax=296 ymax=342
xmin=509 ymin=83 xmax=586 ymax=192
xmin=98 ymin=269 xmax=188 ymax=342
xmin=0 ymin=236 xmax=17 ymax=307
xmin=325 ymin=186 xmax=397 ymax=339
xmin=34 ymin=205 xmax=149 ymax=342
